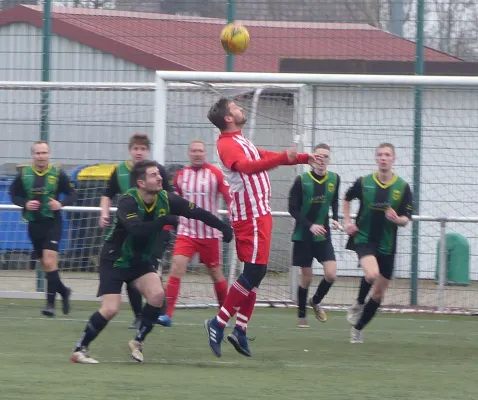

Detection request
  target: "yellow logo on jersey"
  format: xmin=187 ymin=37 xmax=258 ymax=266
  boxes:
xmin=392 ymin=189 xmax=401 ymax=201
xmin=47 ymin=175 xmax=57 ymax=185
xmin=158 ymin=208 xmax=166 ymax=216
xmin=328 ymin=183 xmax=335 ymax=193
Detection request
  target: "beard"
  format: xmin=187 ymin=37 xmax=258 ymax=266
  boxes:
xmin=236 ymin=115 xmax=247 ymax=126
xmin=146 ymin=188 xmax=161 ymax=195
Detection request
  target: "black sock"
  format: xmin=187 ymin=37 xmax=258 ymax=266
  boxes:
xmin=135 ymin=303 xmax=162 ymax=342
xmin=75 ymin=311 xmax=109 ymax=351
xmin=355 ymin=298 xmax=381 ymax=331
xmin=357 ymin=276 xmax=372 ymax=305
xmin=312 ymin=279 xmax=333 ymax=305
xmin=46 ymin=270 xmax=67 ymax=300
xmin=127 ymin=283 xmax=143 ymax=318
xmin=45 ymin=271 xmax=56 ymax=306
xmin=297 ymin=286 xmax=308 ymax=318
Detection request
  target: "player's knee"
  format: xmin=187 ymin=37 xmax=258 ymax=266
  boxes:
xmin=371 ymin=276 xmax=389 ymax=302
xmin=208 ymin=266 xmax=225 ymax=283
xmin=324 ymin=270 xmax=337 ymax=283
xmin=364 ymin=269 xmax=379 ymax=283
xmin=239 ymin=263 xmax=267 ymax=289
xmin=170 ymin=256 xmax=188 ymax=278
xmin=321 ymin=260 xmax=337 ymax=282
xmin=99 ymin=305 xmax=120 ymax=320
xmin=145 ymin=288 xmax=164 ymax=308
xmin=41 ymin=255 xmax=57 ymax=271
xmin=300 ymin=268 xmax=313 ymax=288
xmin=370 ymin=288 xmax=384 ymax=303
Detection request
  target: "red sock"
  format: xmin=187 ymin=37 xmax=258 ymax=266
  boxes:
xmin=166 ymin=276 xmax=181 ymax=318
xmin=216 ymin=280 xmax=250 ymax=327
xmin=236 ymin=288 xmax=257 ymax=331
xmin=214 ymin=279 xmax=228 ymax=308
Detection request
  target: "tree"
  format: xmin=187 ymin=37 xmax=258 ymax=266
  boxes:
xmin=425 ymin=0 xmax=478 ymax=60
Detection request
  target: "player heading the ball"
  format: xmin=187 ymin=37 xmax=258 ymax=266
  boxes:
xmin=204 ymin=98 xmax=323 ymax=358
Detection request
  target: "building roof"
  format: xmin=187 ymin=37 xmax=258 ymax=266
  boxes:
xmin=0 ymin=5 xmax=462 ymax=72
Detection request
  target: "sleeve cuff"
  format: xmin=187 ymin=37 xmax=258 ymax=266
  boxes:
xmin=297 ymin=153 xmax=309 ymax=164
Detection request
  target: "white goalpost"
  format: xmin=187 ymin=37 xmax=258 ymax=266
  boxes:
xmin=0 ymin=72 xmax=477 ymax=313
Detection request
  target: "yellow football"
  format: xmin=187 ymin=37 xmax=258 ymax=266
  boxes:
xmin=220 ymin=23 xmax=250 ymax=55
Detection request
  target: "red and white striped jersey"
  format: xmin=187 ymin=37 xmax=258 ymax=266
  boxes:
xmin=174 ymin=163 xmax=231 ymax=239
xmin=216 ymin=131 xmax=310 ymax=222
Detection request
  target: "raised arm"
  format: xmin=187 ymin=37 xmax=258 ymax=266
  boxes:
xmin=168 ymin=192 xmax=233 ymax=242
xmin=257 ymin=148 xmax=309 ymax=166
xmin=218 ymin=140 xmax=308 ymax=175
xmin=116 ymin=195 xmax=177 ymax=236
xmin=57 ymin=170 xmax=78 ymax=206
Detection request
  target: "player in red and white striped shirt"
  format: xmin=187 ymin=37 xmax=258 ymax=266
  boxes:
xmin=204 ymin=98 xmax=322 ymax=358
xmin=159 ymin=140 xmax=232 ymax=326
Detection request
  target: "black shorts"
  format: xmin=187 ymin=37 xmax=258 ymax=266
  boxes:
xmin=352 ymin=242 xmax=395 ymax=280
xmin=292 ymin=239 xmax=336 ymax=268
xmin=28 ymin=217 xmax=62 ymax=258
xmin=97 ymin=259 xmax=157 ymax=297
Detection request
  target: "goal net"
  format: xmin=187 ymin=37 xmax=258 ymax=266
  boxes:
xmin=0 ymin=73 xmax=477 ymax=313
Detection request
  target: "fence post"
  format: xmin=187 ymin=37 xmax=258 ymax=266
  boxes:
xmin=225 ymin=0 xmax=236 ymax=72
xmin=36 ymin=0 xmax=53 ymax=293
xmin=438 ymin=219 xmax=447 ymax=312
xmin=410 ymin=0 xmax=425 ymax=305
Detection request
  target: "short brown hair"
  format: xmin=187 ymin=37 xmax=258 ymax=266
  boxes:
xmin=313 ymin=143 xmax=330 ymax=152
xmin=129 ymin=133 xmax=151 ymax=149
xmin=376 ymin=142 xmax=395 ymax=154
xmin=31 ymin=140 xmax=49 ymax=153
xmin=131 ymin=160 xmax=157 ymax=186
xmin=207 ymin=98 xmax=232 ymax=131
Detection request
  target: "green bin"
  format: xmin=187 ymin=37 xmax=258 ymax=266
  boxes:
xmin=435 ymin=232 xmax=470 ymax=286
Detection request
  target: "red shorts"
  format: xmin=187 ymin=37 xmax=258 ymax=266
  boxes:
xmin=172 ymin=235 xmax=221 ymax=269
xmin=232 ymin=213 xmax=273 ymax=265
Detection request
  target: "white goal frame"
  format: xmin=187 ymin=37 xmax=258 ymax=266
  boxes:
xmin=154 ymin=71 xmax=478 ymax=313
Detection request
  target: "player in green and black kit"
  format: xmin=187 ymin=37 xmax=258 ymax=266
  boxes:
xmin=289 ymin=144 xmax=340 ymax=328
xmin=343 ymin=143 xmax=412 ymax=343
xmin=100 ymin=133 xmax=173 ymax=329
xmin=10 ymin=141 xmax=77 ymax=317
xmin=71 ymin=160 xmax=233 ymax=364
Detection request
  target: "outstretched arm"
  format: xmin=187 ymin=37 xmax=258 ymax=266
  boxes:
xmin=117 ymin=195 xmax=178 ymax=236
xmin=218 ymin=140 xmax=310 ymax=175
xmin=257 ymin=148 xmax=309 ymax=166
xmin=168 ymin=192 xmax=233 ymax=241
